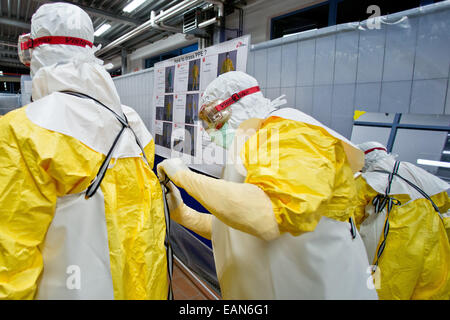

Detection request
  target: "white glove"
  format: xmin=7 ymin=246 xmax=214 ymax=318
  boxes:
xmin=164 ymin=181 xmax=212 ymax=240
xmin=157 ymin=158 xmax=189 ymax=183
xmin=165 ymin=181 xmax=183 ymax=214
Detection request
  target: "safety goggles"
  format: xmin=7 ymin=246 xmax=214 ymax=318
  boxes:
xmin=18 ymin=33 xmax=94 ymax=67
xmin=199 ymin=85 xmax=261 ymax=130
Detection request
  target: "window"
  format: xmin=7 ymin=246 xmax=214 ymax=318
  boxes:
xmin=336 ymin=0 xmax=421 ymax=25
xmin=352 ymin=112 xmax=450 ymax=182
xmin=144 ymin=43 xmax=199 ymax=69
xmin=271 ymin=3 xmax=330 ymax=39
xmin=270 ymin=0 xmax=445 ymax=40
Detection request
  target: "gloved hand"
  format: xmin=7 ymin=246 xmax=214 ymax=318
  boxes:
xmin=157 ymin=158 xmax=189 ymax=185
xmin=165 ymin=181 xmax=183 ymax=214
xmin=165 ymin=180 xmax=212 ymax=240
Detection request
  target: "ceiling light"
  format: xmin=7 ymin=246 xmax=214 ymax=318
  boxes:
xmin=94 ymin=23 xmax=111 ymax=37
xmin=417 ymin=159 xmax=450 ymax=168
xmin=123 ymin=0 xmax=147 ymax=13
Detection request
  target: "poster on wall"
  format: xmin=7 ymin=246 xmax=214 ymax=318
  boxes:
xmin=152 ymin=35 xmax=251 ymax=177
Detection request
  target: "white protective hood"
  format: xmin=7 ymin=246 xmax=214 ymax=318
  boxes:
xmin=358 ymin=141 xmax=449 ymax=200
xmin=199 ymin=71 xmax=287 ymax=131
xmin=29 ymin=3 xmax=121 ymax=115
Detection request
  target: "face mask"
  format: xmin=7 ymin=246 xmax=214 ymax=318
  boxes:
xmin=207 ymin=122 xmax=235 ymax=150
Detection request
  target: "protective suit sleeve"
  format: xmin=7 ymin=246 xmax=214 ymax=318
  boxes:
xmin=353 ymin=175 xmax=378 ymax=229
xmin=165 ymin=181 xmax=212 ymax=240
xmin=240 ymin=117 xmax=350 ymax=235
xmin=0 ymin=109 xmax=102 ymax=299
xmin=431 ymin=191 xmax=450 ymax=241
xmin=143 ymin=138 xmax=155 ymax=169
xmin=158 ymin=160 xmax=280 ymax=241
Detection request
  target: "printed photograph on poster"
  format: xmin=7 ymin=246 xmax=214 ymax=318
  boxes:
xmin=172 ymin=124 xmax=185 ymax=153
xmin=156 ymin=107 xmax=164 ymax=120
xmin=164 ymin=95 xmax=173 ymax=121
xmin=185 ymin=93 xmax=199 ymax=124
xmin=161 ymin=122 xmax=172 ymax=149
xmin=188 ymin=59 xmax=200 ymax=91
xmin=184 ymin=125 xmax=197 ymax=157
xmin=154 ymin=120 xmax=163 ymax=147
xmin=165 ymin=66 xmax=175 ymax=93
xmin=217 ymin=50 xmax=237 ymax=76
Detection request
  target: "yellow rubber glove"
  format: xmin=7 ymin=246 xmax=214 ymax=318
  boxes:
xmin=165 ymin=180 xmax=212 ymax=240
xmin=158 ymin=158 xmax=280 ymax=241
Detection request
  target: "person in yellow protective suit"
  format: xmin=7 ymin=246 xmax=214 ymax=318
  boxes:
xmin=220 ymin=52 xmax=235 ymax=74
xmin=0 ymin=3 xmax=168 ymax=300
xmin=165 ymin=99 xmax=172 ymax=121
xmin=354 ymin=141 xmax=450 ymax=300
xmin=192 ymin=61 xmax=199 ymax=90
xmin=158 ymin=71 xmax=378 ymax=299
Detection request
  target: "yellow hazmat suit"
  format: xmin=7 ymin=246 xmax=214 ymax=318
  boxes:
xmin=354 ymin=142 xmax=450 ymax=300
xmin=0 ymin=3 xmax=168 ymax=300
xmin=220 ymin=55 xmax=235 ymax=74
xmin=158 ymin=71 xmax=377 ymax=299
xmin=192 ymin=63 xmax=199 ymax=90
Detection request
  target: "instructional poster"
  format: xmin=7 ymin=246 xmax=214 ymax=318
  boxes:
xmin=153 ymin=35 xmax=251 ymax=177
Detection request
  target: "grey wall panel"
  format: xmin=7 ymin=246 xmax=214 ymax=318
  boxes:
xmin=446 ymin=77 xmax=450 ymax=115
xmin=281 ymin=87 xmax=296 ymax=107
xmin=410 ymin=79 xmax=448 ymax=114
xmin=380 ymin=81 xmax=412 ymax=113
xmin=266 ymin=46 xmax=282 ymax=88
xmin=314 ymin=35 xmax=336 ymax=86
xmin=413 ymin=9 xmax=450 ymax=80
xmin=312 ymin=85 xmax=333 ymax=126
xmin=281 ymin=42 xmax=298 ymax=88
xmin=113 ymin=3 xmax=450 ymax=145
xmin=356 ymin=29 xmax=386 ymax=83
xmin=334 ymin=31 xmax=359 ymax=85
xmin=332 ymin=84 xmax=355 ymax=116
xmin=296 ymin=39 xmax=316 ymax=87
xmin=246 ymin=50 xmax=255 ymax=77
xmin=354 ymin=82 xmax=381 ymax=112
xmin=382 ymin=18 xmax=418 ymax=82
xmin=253 ymin=49 xmax=268 ymax=89
xmin=295 ymin=86 xmax=314 ymax=114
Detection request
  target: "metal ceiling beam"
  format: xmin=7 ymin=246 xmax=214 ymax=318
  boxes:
xmin=0 ymin=57 xmax=21 ymax=64
xmin=0 ymin=17 xmax=31 ymax=30
xmin=0 ymin=49 xmax=18 ymax=56
xmin=32 ymin=0 xmax=143 ymax=26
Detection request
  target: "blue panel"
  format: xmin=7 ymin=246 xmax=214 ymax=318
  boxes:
xmin=281 ymin=42 xmax=298 ymax=87
xmin=314 ymin=35 xmax=336 ymax=85
xmin=383 ymin=18 xmax=418 ymax=82
xmin=357 ymin=29 xmax=386 ymax=83
xmin=414 ymin=9 xmax=450 ymax=80
xmin=380 ymin=81 xmax=412 ymax=113
xmin=334 ymin=31 xmax=359 ymax=84
xmin=410 ymin=79 xmax=447 ymax=114
xmin=296 ymin=39 xmax=316 ymax=86
xmin=354 ymin=82 xmax=381 ymax=112
xmin=266 ymin=46 xmax=282 ymax=88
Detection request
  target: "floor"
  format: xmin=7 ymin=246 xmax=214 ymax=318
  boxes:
xmin=172 ymin=260 xmax=220 ymax=300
